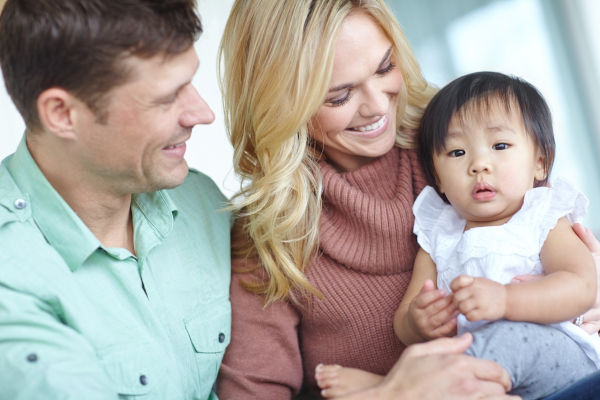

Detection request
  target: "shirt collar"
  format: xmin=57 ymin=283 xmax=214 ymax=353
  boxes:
xmin=6 ymin=136 xmax=178 ymax=270
xmin=131 ymin=190 xmax=178 ymax=257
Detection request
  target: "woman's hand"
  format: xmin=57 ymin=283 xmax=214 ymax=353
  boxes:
xmin=513 ymin=223 xmax=600 ymax=334
xmin=572 ymin=223 xmax=600 ymax=334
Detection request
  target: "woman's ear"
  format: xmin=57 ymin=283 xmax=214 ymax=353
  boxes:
xmin=36 ymin=88 xmax=78 ymax=140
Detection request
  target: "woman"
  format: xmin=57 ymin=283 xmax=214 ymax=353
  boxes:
xmin=216 ymin=1 xmax=599 ymax=398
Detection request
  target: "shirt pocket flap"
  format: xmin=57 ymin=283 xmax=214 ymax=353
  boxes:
xmin=184 ymin=299 xmax=231 ymax=353
xmin=100 ymin=346 xmax=161 ymax=395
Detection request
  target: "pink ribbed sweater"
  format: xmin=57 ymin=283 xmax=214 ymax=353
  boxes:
xmin=218 ymin=147 xmax=426 ymax=399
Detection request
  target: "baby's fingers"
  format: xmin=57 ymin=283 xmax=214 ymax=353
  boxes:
xmin=450 ymin=275 xmax=474 ymax=292
xmin=429 ymin=314 xmax=458 ymax=338
xmin=413 ymin=288 xmax=448 ymax=309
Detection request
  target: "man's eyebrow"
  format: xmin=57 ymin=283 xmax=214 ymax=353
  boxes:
xmin=327 ymin=46 xmax=393 ymax=93
xmin=150 ymin=81 xmax=189 ymax=104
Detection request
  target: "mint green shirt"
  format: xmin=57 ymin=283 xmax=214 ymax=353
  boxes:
xmin=0 ymin=138 xmax=231 ymax=399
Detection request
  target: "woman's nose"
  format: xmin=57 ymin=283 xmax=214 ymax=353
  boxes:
xmin=358 ymin=82 xmax=388 ymax=117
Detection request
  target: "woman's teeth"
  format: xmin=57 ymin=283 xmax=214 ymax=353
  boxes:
xmin=352 ymin=115 xmax=386 ymax=132
xmin=165 ymin=143 xmax=184 ymax=150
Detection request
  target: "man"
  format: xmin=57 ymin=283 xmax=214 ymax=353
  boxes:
xmin=0 ymin=1 xmax=230 ymax=398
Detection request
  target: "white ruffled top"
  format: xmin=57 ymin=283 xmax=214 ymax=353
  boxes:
xmin=413 ymin=178 xmax=600 ymax=366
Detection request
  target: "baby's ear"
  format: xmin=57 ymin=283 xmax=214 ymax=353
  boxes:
xmin=534 ymin=152 xmax=546 ymax=182
xmin=433 ymin=173 xmax=444 ymax=194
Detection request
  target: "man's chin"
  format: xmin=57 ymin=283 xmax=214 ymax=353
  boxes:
xmin=141 ymin=166 xmax=190 ymax=192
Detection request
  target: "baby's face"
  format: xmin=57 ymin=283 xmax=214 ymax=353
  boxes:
xmin=433 ymin=102 xmax=546 ymax=230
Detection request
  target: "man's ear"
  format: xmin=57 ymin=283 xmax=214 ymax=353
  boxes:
xmin=36 ymin=88 xmax=79 ymax=140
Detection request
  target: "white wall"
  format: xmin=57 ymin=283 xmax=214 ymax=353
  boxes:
xmin=0 ymin=0 xmax=237 ymax=196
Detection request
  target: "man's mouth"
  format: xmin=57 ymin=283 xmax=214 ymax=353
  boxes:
xmin=163 ymin=142 xmax=185 ymax=150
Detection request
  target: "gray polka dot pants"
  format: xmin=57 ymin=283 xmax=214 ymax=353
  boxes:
xmin=465 ymin=320 xmax=597 ymax=400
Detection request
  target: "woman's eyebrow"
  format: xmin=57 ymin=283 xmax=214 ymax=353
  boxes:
xmin=377 ymin=47 xmax=393 ymax=70
xmin=328 ymin=82 xmax=353 ymax=93
xmin=327 ymin=46 xmax=393 ymax=93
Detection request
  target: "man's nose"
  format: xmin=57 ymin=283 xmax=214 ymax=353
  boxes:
xmin=179 ymin=84 xmax=215 ymax=128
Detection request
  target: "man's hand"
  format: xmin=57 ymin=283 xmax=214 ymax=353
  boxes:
xmin=336 ymin=334 xmax=520 ymax=400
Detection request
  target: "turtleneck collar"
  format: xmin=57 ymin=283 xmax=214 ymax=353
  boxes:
xmin=317 ymin=147 xmax=423 ymax=275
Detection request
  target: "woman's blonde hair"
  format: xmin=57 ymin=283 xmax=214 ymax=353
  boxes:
xmin=219 ymin=0 xmax=436 ymax=305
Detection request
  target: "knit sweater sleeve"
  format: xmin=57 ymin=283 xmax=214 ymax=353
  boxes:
xmin=217 ymin=259 xmax=303 ymax=399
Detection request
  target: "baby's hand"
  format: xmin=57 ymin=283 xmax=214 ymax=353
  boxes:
xmin=451 ymin=275 xmax=507 ymax=322
xmin=408 ymin=280 xmax=458 ymax=339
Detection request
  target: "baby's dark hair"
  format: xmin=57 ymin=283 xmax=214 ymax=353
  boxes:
xmin=418 ymin=71 xmax=555 ymax=199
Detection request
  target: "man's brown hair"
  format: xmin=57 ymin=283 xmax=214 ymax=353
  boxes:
xmin=0 ymin=0 xmax=202 ymax=130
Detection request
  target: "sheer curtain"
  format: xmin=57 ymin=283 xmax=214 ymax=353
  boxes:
xmin=391 ymin=0 xmax=600 ymax=234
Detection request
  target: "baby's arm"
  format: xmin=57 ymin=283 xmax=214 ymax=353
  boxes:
xmin=452 ymin=217 xmax=596 ymax=323
xmin=393 ymin=248 xmax=458 ymax=345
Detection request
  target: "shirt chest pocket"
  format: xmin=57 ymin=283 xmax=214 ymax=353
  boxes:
xmin=183 ymin=298 xmax=231 ymax=392
xmin=100 ymin=345 xmax=165 ymax=398
xmin=184 ymin=299 xmax=231 ymax=354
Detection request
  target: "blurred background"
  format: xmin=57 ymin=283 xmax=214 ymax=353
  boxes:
xmin=0 ymin=0 xmax=598 ymax=234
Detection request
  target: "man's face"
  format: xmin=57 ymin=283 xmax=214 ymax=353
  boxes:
xmin=74 ymin=46 xmax=214 ymax=195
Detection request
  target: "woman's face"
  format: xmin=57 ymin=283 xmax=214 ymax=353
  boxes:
xmin=309 ymin=11 xmax=404 ymax=171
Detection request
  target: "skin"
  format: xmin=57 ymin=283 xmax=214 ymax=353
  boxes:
xmin=309 ymin=10 xmax=403 ymax=171
xmin=320 ymin=101 xmax=600 ymax=398
xmin=333 ymin=334 xmax=518 ymax=400
xmin=29 ymin=46 xmax=214 ymax=252
xmin=434 ymin=102 xmax=545 ymax=230
xmin=573 ymin=223 xmax=600 ymax=333
xmin=514 ymin=222 xmax=600 ymax=334
xmin=395 ymin=103 xmax=596 ymax=345
xmin=314 ymin=11 xmax=517 ymax=400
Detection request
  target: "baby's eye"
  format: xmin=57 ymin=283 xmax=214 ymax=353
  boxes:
xmin=448 ymin=149 xmax=465 ymax=157
xmin=493 ymin=143 xmax=510 ymax=150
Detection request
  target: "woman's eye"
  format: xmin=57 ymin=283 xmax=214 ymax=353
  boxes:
xmin=326 ymin=92 xmax=351 ymax=107
xmin=448 ymin=149 xmax=465 ymax=157
xmin=493 ymin=143 xmax=510 ymax=150
xmin=376 ymin=62 xmax=396 ymax=76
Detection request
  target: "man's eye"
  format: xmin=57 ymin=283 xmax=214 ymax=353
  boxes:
xmin=494 ymin=143 xmax=510 ymax=150
xmin=448 ymin=149 xmax=465 ymax=157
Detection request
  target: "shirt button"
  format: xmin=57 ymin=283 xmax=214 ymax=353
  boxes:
xmin=26 ymin=353 xmax=38 ymax=362
xmin=139 ymin=375 xmax=148 ymax=386
xmin=14 ymin=198 xmax=27 ymax=210
xmin=218 ymin=332 xmax=226 ymax=343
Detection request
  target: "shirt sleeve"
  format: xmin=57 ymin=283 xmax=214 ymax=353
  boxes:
xmin=217 ymin=262 xmax=303 ymax=399
xmin=0 ymin=285 xmax=118 ymax=400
